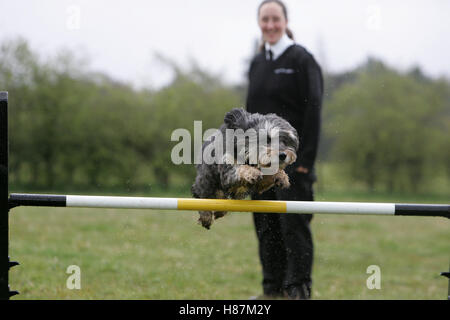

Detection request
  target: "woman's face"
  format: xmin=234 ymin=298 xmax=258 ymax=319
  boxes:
xmin=258 ymin=2 xmax=287 ymax=45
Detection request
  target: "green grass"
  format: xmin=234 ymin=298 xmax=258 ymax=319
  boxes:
xmin=9 ymin=191 xmax=449 ymax=300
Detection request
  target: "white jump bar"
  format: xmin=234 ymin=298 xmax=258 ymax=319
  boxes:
xmin=8 ymin=193 xmax=450 ymax=218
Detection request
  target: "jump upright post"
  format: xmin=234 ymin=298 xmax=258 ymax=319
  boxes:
xmin=1 ymin=91 xmax=18 ymax=299
xmin=1 ymin=90 xmax=449 ymax=299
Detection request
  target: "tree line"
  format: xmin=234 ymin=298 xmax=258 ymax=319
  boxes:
xmin=1 ymin=38 xmax=448 ymax=194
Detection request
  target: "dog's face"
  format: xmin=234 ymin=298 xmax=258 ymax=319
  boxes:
xmin=224 ymin=108 xmax=299 ymax=172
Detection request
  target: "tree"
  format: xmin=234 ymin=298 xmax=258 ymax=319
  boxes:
xmin=325 ymin=60 xmax=449 ymax=193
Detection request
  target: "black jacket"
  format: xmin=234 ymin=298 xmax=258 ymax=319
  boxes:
xmin=246 ymin=44 xmax=323 ymax=171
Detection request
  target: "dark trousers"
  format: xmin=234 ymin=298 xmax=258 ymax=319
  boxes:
xmin=252 ymin=170 xmax=314 ymax=297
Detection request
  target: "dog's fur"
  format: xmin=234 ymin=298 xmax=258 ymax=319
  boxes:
xmin=191 ymin=108 xmax=299 ymax=229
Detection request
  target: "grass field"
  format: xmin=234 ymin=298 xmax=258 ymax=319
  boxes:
xmin=8 ymin=190 xmax=449 ymax=300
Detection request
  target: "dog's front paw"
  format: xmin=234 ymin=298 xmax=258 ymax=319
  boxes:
xmin=198 ymin=211 xmax=213 ymax=230
xmin=274 ymin=170 xmax=290 ymax=189
xmin=256 ymin=174 xmax=276 ymax=194
xmin=237 ymin=165 xmax=262 ymax=184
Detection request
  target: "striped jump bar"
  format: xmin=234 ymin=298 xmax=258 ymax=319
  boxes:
xmin=8 ymin=193 xmax=450 ymax=218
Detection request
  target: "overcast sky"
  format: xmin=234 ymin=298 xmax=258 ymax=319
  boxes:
xmin=1 ymin=0 xmax=449 ymax=89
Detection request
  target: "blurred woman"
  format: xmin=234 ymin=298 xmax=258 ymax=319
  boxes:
xmin=246 ymin=0 xmax=323 ymax=300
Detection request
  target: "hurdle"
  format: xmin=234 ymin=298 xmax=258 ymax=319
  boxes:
xmin=1 ymin=91 xmax=449 ymax=299
xmin=7 ymin=193 xmax=450 ymax=218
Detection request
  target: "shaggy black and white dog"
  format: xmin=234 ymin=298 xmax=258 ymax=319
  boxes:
xmin=191 ymin=108 xmax=299 ymax=229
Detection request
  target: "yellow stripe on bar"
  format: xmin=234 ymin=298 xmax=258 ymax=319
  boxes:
xmin=177 ymin=198 xmax=287 ymax=213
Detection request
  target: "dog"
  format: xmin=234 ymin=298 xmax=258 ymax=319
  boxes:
xmin=191 ymin=108 xmax=299 ymax=229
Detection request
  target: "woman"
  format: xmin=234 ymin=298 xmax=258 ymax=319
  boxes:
xmin=246 ymin=0 xmax=323 ymax=300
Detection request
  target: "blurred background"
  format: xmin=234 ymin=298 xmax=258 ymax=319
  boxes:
xmin=2 ymin=0 xmax=449 ymax=300
xmin=1 ymin=0 xmax=448 ymax=197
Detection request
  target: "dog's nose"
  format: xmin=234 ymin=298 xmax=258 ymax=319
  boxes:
xmin=279 ymin=153 xmax=287 ymax=161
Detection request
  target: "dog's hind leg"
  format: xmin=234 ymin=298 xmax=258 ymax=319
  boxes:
xmin=198 ymin=211 xmax=214 ymax=229
xmin=213 ymin=211 xmax=227 ymax=220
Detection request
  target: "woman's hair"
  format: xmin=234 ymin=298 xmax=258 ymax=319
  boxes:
xmin=257 ymin=0 xmax=294 ymax=51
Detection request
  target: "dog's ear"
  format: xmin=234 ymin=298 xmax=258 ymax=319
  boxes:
xmin=224 ymin=108 xmax=249 ymax=129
